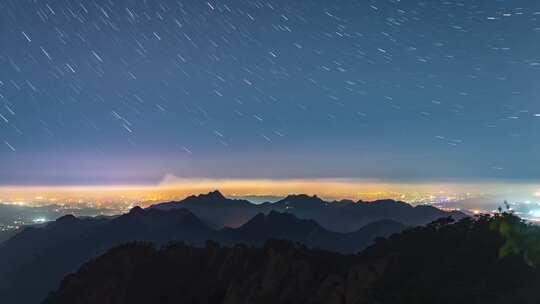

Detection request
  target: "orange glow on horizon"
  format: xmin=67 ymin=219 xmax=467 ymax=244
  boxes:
xmin=0 ymin=178 xmax=532 ymax=208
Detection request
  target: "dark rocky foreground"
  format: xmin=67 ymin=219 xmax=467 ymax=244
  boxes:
xmin=44 ymin=216 xmax=540 ymax=304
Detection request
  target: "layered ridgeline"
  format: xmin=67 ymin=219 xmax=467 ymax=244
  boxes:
xmin=150 ymin=190 xmax=465 ymax=232
xmin=45 ymin=215 xmax=540 ymax=304
xmin=0 ymin=191 xmax=463 ymax=304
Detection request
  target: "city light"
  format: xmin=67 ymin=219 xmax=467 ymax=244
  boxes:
xmin=32 ymin=218 xmax=48 ymax=224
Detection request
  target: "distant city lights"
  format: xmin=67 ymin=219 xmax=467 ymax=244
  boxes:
xmin=32 ymin=217 xmax=48 ymax=224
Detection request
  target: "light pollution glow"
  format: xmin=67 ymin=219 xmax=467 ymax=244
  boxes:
xmin=1 ymin=177 xmax=539 ymax=209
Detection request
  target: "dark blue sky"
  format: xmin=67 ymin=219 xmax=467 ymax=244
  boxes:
xmin=1 ymin=0 xmax=540 ymax=185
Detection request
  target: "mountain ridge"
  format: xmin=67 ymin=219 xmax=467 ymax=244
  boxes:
xmin=0 ymin=198 xmax=411 ymax=304
xmin=44 ymin=215 xmax=539 ymax=304
xmin=150 ymin=190 xmax=465 ymax=232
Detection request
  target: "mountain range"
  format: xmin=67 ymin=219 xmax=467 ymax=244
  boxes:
xmin=44 ymin=215 xmax=538 ymax=304
xmin=0 ymin=191 xmax=463 ymax=304
xmin=151 ymin=190 xmax=465 ymax=232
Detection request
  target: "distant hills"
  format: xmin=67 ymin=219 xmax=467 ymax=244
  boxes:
xmin=151 ymin=190 xmax=465 ymax=232
xmin=0 ymin=202 xmax=120 ymax=228
xmin=0 ymin=191 xmax=463 ymax=304
xmin=0 ymin=203 xmax=121 ymax=244
xmin=45 ymin=215 xmax=540 ymax=304
xmin=220 ymin=210 xmax=404 ymax=253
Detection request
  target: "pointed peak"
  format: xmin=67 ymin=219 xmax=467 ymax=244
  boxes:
xmin=152 ymin=190 xmax=237 ymax=210
xmin=198 ymin=190 xmax=226 ymax=200
xmin=128 ymin=206 xmax=145 ymax=214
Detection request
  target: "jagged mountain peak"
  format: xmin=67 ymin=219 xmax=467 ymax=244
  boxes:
xmin=128 ymin=206 xmax=145 ymax=214
xmin=198 ymin=190 xmax=226 ymax=200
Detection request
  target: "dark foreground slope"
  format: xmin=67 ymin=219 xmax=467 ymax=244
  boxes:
xmin=0 ymin=208 xmax=402 ymax=304
xmin=44 ymin=240 xmax=379 ymax=304
xmin=0 ymin=191 xmax=462 ymax=304
xmin=45 ymin=216 xmax=540 ymax=304
xmin=0 ymin=208 xmax=209 ymax=304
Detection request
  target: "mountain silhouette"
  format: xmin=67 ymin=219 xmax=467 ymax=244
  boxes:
xmin=152 ymin=190 xmax=259 ymax=228
xmin=0 ymin=191 xmax=462 ymax=304
xmin=0 ymin=208 xmax=211 ymax=304
xmin=151 ymin=190 xmax=465 ymax=232
xmin=0 ymin=205 xmax=401 ymax=304
xmin=44 ymin=215 xmax=540 ymax=304
xmin=220 ymin=210 xmax=404 ymax=253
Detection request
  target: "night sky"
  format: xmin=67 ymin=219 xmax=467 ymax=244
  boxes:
xmin=1 ymin=0 xmax=540 ymax=186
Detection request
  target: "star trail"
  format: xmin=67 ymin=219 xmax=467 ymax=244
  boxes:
xmin=1 ymin=0 xmax=540 ymax=186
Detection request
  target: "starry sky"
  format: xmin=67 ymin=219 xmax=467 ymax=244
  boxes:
xmin=1 ymin=0 xmax=540 ymax=186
